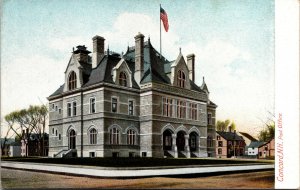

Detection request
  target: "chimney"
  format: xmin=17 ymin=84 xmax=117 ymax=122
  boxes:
xmin=228 ymin=126 xmax=232 ymax=133
xmin=134 ymin=32 xmax=144 ymax=84
xmin=187 ymin=54 xmax=195 ymax=82
xmin=73 ymin=45 xmax=91 ymax=64
xmin=92 ymin=35 xmax=105 ymax=68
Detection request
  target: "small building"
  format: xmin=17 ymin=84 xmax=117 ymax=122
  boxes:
xmin=247 ymin=141 xmax=265 ymax=158
xmin=258 ymin=138 xmax=275 ymax=159
xmin=9 ymin=141 xmax=21 ymax=157
xmin=21 ymin=133 xmax=49 ymax=157
xmin=1 ymin=138 xmax=17 ymax=157
xmin=216 ymin=131 xmax=246 ymax=158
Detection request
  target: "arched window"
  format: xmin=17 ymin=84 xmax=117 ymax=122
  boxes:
xmin=110 ymin=127 xmax=120 ymax=144
xmin=68 ymin=71 xmax=77 ymax=90
xmin=89 ymin=128 xmax=97 ymax=144
xmin=119 ymin=72 xmax=127 ymax=87
xmin=127 ymin=129 xmax=136 ymax=145
xmin=177 ymin=70 xmax=186 ymax=88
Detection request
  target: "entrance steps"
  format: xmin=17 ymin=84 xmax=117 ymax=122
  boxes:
xmin=54 ymin=149 xmax=77 ymax=158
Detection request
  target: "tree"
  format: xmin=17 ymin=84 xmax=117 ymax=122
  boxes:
xmin=258 ymin=121 xmax=275 ymax=142
xmin=4 ymin=105 xmax=48 ymax=156
xmin=216 ymin=119 xmax=237 ymax=132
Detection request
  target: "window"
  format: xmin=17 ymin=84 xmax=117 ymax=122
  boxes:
xmin=176 ymin=100 xmax=186 ymax=118
xmin=89 ymin=128 xmax=97 ymax=144
xmin=112 ymin=98 xmax=118 ymax=113
xmin=127 ymin=129 xmax=136 ymax=145
xmin=52 ymin=128 xmax=54 ymax=135
xmin=218 ymin=148 xmax=222 ymax=155
xmin=90 ymin=98 xmax=96 ymax=113
xmin=207 ymin=136 xmax=213 ymax=147
xmin=58 ymin=134 xmax=61 ymax=140
xmin=189 ymin=103 xmax=198 ymax=120
xmin=112 ymin=152 xmax=119 ymax=157
xmin=52 ymin=104 xmax=55 ymax=110
xmin=55 ymin=130 xmax=58 ymax=136
xmin=67 ymin=103 xmax=72 ymax=117
xmin=55 ymin=106 xmax=58 ymax=111
xmin=177 ymin=70 xmax=186 ymax=88
xmin=128 ymin=100 xmax=134 ymax=115
xmin=67 ymin=101 xmax=77 ymax=117
xmin=110 ymin=127 xmax=120 ymax=144
xmin=207 ymin=113 xmax=212 ymax=125
xmin=129 ymin=152 xmax=135 ymax=158
xmin=162 ymin=97 xmax=173 ymax=117
xmin=142 ymin=152 xmax=147 ymax=157
xmin=68 ymin=71 xmax=77 ymax=90
xmin=218 ymin=141 xmax=223 ymax=147
xmin=89 ymin=152 xmax=95 ymax=158
xmin=119 ymin=72 xmax=127 ymax=87
xmin=228 ymin=141 xmax=232 ymax=146
xmin=73 ymin=102 xmax=77 ymax=116
xmin=58 ymin=109 xmax=62 ymax=114
xmin=217 ymin=136 xmax=220 ymax=140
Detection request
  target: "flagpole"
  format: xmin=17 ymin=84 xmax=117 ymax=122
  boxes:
xmin=160 ymin=4 xmax=162 ymax=58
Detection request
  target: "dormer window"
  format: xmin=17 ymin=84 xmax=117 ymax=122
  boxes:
xmin=119 ymin=72 xmax=127 ymax=87
xmin=177 ymin=70 xmax=185 ymax=88
xmin=68 ymin=71 xmax=77 ymax=90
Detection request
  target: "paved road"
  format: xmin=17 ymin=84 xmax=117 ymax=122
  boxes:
xmin=1 ymin=168 xmax=274 ymax=189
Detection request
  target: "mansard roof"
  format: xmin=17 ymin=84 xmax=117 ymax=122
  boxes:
xmin=49 ymin=39 xmax=206 ymax=98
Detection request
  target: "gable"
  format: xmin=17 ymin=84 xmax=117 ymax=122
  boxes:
xmin=112 ymin=58 xmax=133 ymax=87
xmin=170 ymin=53 xmax=191 ymax=89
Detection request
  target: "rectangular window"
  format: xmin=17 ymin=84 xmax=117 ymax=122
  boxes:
xmin=73 ymin=102 xmax=77 ymax=116
xmin=58 ymin=134 xmax=61 ymax=140
xmin=58 ymin=109 xmax=61 ymax=114
xmin=128 ymin=100 xmax=134 ymax=115
xmin=90 ymin=98 xmax=96 ymax=113
xmin=162 ymin=97 xmax=173 ymax=117
xmin=142 ymin=152 xmax=147 ymax=157
xmin=52 ymin=104 xmax=55 ymax=110
xmin=112 ymin=98 xmax=118 ymax=113
xmin=218 ymin=148 xmax=222 ymax=155
xmin=208 ymin=113 xmax=212 ymax=125
xmin=89 ymin=152 xmax=95 ymax=158
xmin=176 ymin=100 xmax=186 ymax=118
xmin=55 ymin=105 xmax=58 ymax=111
xmin=67 ymin=103 xmax=72 ymax=117
xmin=217 ymin=136 xmax=220 ymax=140
xmin=218 ymin=141 xmax=223 ymax=147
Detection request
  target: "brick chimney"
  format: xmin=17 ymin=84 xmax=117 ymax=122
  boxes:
xmin=134 ymin=32 xmax=144 ymax=84
xmin=73 ymin=45 xmax=91 ymax=64
xmin=187 ymin=54 xmax=195 ymax=82
xmin=92 ymin=35 xmax=105 ymax=68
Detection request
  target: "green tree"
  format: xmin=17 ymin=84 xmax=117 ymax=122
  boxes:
xmin=216 ymin=119 xmax=237 ymax=132
xmin=4 ymin=104 xmax=48 ymax=156
xmin=258 ymin=121 xmax=275 ymax=142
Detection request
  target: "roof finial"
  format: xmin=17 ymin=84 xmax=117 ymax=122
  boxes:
xmin=107 ymin=44 xmax=110 ymax=55
xmin=203 ymin=76 xmax=205 ymax=83
xmin=179 ymin=47 xmax=181 ymax=53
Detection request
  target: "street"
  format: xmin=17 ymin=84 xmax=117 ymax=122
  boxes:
xmin=1 ymin=168 xmax=274 ymax=189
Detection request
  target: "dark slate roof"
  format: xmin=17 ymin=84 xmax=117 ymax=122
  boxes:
xmin=49 ymin=38 xmax=206 ymax=97
xmin=216 ymin=131 xmax=244 ymax=141
xmin=239 ymin=132 xmax=258 ymax=141
xmin=247 ymin=141 xmax=265 ymax=148
xmin=49 ymin=84 xmax=64 ymax=97
xmin=208 ymin=101 xmax=217 ymax=107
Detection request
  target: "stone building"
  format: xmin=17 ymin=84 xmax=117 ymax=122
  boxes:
xmin=48 ymin=33 xmax=217 ymax=158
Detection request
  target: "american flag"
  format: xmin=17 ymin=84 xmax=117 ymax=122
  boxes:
xmin=160 ymin=7 xmax=169 ymax=32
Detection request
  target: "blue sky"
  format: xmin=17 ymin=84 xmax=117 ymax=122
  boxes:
xmin=1 ymin=0 xmax=274 ymax=137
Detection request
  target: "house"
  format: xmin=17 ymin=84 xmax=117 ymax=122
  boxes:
xmin=1 ymin=138 xmax=17 ymax=157
xmin=237 ymin=131 xmax=259 ymax=155
xmin=258 ymin=138 xmax=275 ymax=159
xmin=9 ymin=141 xmax=21 ymax=157
xmin=48 ymin=33 xmax=217 ymax=158
xmin=216 ymin=131 xmax=245 ymax=158
xmin=247 ymin=141 xmax=265 ymax=157
xmin=21 ymin=133 xmax=49 ymax=157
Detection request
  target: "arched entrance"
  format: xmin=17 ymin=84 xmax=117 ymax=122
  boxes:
xmin=69 ymin=129 xmax=76 ymax=149
xmin=163 ymin=130 xmax=172 ymax=151
xmin=189 ymin=132 xmax=198 ymax=152
xmin=176 ymin=131 xmax=186 ymax=151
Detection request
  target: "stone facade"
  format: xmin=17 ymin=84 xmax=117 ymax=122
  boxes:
xmin=48 ymin=33 xmax=217 ymax=158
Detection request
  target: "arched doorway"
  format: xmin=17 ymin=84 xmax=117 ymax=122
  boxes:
xmin=176 ymin=131 xmax=186 ymax=151
xmin=189 ymin=132 xmax=198 ymax=152
xmin=163 ymin=130 xmax=172 ymax=151
xmin=69 ymin=129 xmax=76 ymax=149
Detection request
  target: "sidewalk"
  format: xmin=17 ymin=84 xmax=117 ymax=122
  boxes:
xmin=1 ymin=161 xmax=274 ymax=178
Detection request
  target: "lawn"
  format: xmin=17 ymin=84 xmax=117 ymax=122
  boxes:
xmin=1 ymin=157 xmax=274 ymax=167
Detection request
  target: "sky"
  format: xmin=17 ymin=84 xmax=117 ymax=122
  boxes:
xmin=1 ymin=0 xmax=274 ymax=138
